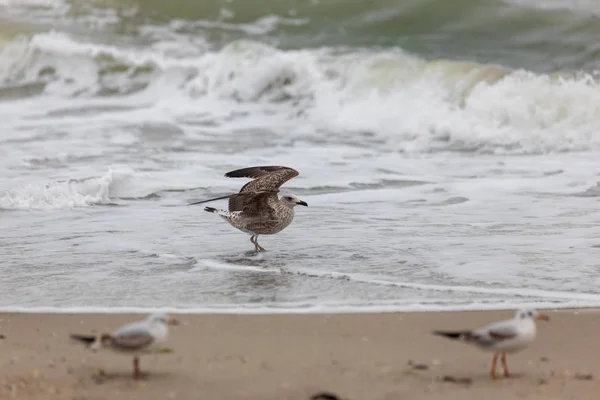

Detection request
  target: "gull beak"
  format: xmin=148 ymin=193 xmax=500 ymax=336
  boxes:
xmin=536 ymin=313 xmax=550 ymax=321
xmin=167 ymin=317 xmax=180 ymax=326
xmin=297 ymin=200 xmax=308 ymax=207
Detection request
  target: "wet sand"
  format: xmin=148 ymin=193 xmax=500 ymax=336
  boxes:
xmin=0 ymin=309 xmax=599 ymax=399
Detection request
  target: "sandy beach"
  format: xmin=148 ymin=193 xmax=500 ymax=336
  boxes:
xmin=0 ymin=309 xmax=599 ymax=400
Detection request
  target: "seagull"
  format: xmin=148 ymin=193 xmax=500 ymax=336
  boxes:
xmin=70 ymin=313 xmax=179 ymax=379
xmin=188 ymin=165 xmax=308 ymax=252
xmin=433 ymin=308 xmax=549 ymax=379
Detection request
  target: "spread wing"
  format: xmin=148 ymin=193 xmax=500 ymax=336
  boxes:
xmin=228 ymin=191 xmax=278 ymax=215
xmin=224 ymin=166 xmax=299 ymax=193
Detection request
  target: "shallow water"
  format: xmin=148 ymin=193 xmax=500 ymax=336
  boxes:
xmin=2 ymin=0 xmax=600 ymax=312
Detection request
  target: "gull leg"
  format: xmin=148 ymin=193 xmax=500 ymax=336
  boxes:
xmin=501 ymin=353 xmax=510 ymax=378
xmin=255 ymin=235 xmax=266 ymax=252
xmin=133 ymin=356 xmax=141 ymax=379
xmin=250 ymin=235 xmax=261 ymax=252
xmin=490 ymin=352 xmax=499 ymax=379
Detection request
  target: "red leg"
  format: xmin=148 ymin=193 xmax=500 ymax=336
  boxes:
xmin=133 ymin=356 xmax=141 ymax=379
xmin=490 ymin=352 xmax=499 ymax=379
xmin=501 ymin=353 xmax=510 ymax=377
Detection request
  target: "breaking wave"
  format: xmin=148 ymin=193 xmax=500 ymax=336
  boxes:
xmin=2 ymin=31 xmax=600 ymax=154
xmin=0 ymin=168 xmax=161 ymax=210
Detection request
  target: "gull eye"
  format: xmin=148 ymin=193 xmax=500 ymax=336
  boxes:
xmin=527 ymin=312 xmax=533 ymax=317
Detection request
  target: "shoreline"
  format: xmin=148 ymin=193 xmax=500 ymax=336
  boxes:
xmin=2 ymin=302 xmax=600 ymax=315
xmin=1 ymin=308 xmax=599 ymax=399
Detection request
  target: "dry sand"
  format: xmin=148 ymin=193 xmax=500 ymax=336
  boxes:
xmin=0 ymin=309 xmax=599 ymax=400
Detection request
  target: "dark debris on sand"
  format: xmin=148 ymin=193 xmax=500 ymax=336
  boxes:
xmin=441 ymin=375 xmax=473 ymax=385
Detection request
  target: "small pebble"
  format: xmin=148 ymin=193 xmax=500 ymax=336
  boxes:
xmin=311 ymin=392 xmax=341 ymax=400
xmin=575 ymin=373 xmax=593 ymax=381
xmin=540 ymin=357 xmax=549 ymax=362
xmin=563 ymin=369 xmax=574 ymax=378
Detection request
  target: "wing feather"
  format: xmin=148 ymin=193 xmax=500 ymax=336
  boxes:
xmin=224 ymin=166 xmax=299 ymax=193
xmin=487 ymin=330 xmax=517 ymax=341
xmin=228 ymin=191 xmax=278 ymax=215
xmin=111 ymin=322 xmax=155 ymax=351
xmin=477 ymin=320 xmax=518 ymax=342
xmin=111 ymin=331 xmax=154 ymax=351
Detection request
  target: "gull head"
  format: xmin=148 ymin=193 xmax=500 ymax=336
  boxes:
xmin=280 ymin=194 xmax=308 ymax=208
xmin=515 ymin=308 xmax=550 ymax=322
xmin=148 ymin=313 xmax=180 ymax=326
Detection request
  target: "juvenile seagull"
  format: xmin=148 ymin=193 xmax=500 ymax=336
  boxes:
xmin=433 ymin=308 xmax=549 ymax=379
xmin=188 ymin=165 xmax=308 ymax=252
xmin=70 ymin=313 xmax=179 ymax=379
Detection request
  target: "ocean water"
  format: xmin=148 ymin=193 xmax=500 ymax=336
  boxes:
xmin=2 ymin=0 xmax=600 ymax=313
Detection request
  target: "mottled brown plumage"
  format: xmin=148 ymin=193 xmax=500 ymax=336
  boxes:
xmin=190 ymin=166 xmax=308 ymax=252
xmin=226 ymin=165 xmax=300 ymax=194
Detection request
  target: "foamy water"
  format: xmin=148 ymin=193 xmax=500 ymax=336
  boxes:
xmin=1 ymin=0 xmax=600 ymax=313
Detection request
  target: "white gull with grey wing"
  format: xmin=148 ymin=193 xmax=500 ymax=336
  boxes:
xmin=433 ymin=308 xmax=549 ymax=379
xmin=70 ymin=313 xmax=179 ymax=379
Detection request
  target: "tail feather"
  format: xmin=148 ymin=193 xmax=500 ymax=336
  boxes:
xmin=205 ymin=207 xmax=231 ymax=219
xmin=433 ymin=330 xmax=474 ymax=340
xmin=70 ymin=334 xmax=97 ymax=345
